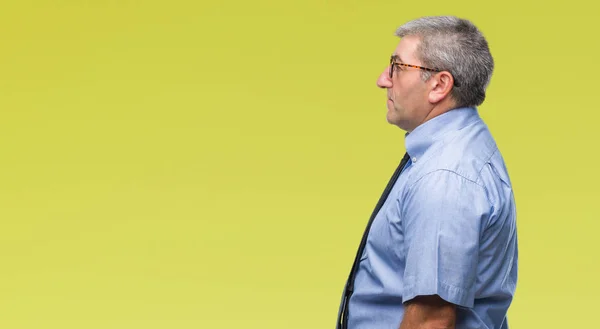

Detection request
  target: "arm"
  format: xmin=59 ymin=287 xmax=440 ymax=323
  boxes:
xmin=399 ymin=295 xmax=456 ymax=329
xmin=398 ymin=170 xmax=491 ymax=328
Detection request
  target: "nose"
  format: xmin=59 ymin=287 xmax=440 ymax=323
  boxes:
xmin=376 ymin=66 xmax=392 ymax=89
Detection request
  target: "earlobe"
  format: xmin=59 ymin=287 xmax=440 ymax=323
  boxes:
xmin=428 ymin=90 xmax=444 ymax=104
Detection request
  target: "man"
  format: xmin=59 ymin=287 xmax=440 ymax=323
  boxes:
xmin=336 ymin=16 xmax=518 ymax=329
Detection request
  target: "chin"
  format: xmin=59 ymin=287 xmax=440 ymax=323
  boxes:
xmin=386 ymin=109 xmax=399 ymax=125
xmin=386 ymin=112 xmax=395 ymax=125
xmin=387 ymin=114 xmax=410 ymax=131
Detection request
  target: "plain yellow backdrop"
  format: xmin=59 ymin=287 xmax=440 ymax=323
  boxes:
xmin=0 ymin=0 xmax=598 ymax=328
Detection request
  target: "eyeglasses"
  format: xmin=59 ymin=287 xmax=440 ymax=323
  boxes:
xmin=389 ymin=56 xmax=439 ymax=79
xmin=389 ymin=55 xmax=460 ymax=87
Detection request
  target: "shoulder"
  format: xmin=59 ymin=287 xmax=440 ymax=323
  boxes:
xmin=410 ymin=117 xmax=511 ymax=189
xmin=403 ymin=168 xmax=491 ymax=214
xmin=401 ymin=120 xmax=514 ymax=227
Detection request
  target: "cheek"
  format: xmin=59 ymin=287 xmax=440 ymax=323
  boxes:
xmin=392 ymin=85 xmax=411 ymax=104
xmin=396 ymin=80 xmax=424 ymax=101
xmin=392 ymin=85 xmax=406 ymax=99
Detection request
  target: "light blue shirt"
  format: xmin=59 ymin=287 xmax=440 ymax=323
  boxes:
xmin=347 ymin=107 xmax=518 ymax=329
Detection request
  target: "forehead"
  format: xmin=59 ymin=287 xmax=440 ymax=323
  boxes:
xmin=392 ymin=35 xmax=421 ymax=64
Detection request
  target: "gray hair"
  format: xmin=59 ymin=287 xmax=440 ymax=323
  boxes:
xmin=395 ymin=16 xmax=494 ymax=108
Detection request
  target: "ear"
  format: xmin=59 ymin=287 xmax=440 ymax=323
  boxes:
xmin=427 ymin=71 xmax=455 ymax=104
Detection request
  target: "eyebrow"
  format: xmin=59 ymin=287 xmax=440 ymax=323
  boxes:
xmin=391 ymin=54 xmax=403 ymax=63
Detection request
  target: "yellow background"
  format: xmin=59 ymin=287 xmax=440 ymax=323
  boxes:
xmin=0 ymin=0 xmax=597 ymax=328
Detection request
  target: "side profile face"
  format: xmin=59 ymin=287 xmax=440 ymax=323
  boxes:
xmin=376 ymin=35 xmax=437 ymax=132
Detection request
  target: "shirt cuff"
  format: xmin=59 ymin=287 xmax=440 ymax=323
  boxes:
xmin=403 ymin=277 xmax=474 ymax=308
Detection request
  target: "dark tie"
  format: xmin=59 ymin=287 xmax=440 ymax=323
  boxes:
xmin=336 ymin=152 xmax=411 ymax=329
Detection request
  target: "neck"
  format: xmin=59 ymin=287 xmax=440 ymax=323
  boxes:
xmin=417 ymin=99 xmax=458 ymax=130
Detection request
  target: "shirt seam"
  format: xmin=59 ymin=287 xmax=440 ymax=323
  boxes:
xmin=475 ymin=146 xmax=499 ymax=185
xmin=408 ymin=168 xmax=485 ymax=190
xmin=406 ymin=169 xmax=494 ymax=218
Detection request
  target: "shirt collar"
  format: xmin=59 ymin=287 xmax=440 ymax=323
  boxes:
xmin=405 ymin=107 xmax=481 ymax=163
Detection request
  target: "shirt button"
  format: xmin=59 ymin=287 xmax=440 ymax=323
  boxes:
xmin=412 ymin=157 xmax=417 ymax=163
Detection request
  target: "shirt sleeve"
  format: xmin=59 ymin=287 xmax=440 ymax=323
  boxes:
xmin=400 ymin=169 xmax=491 ymax=308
